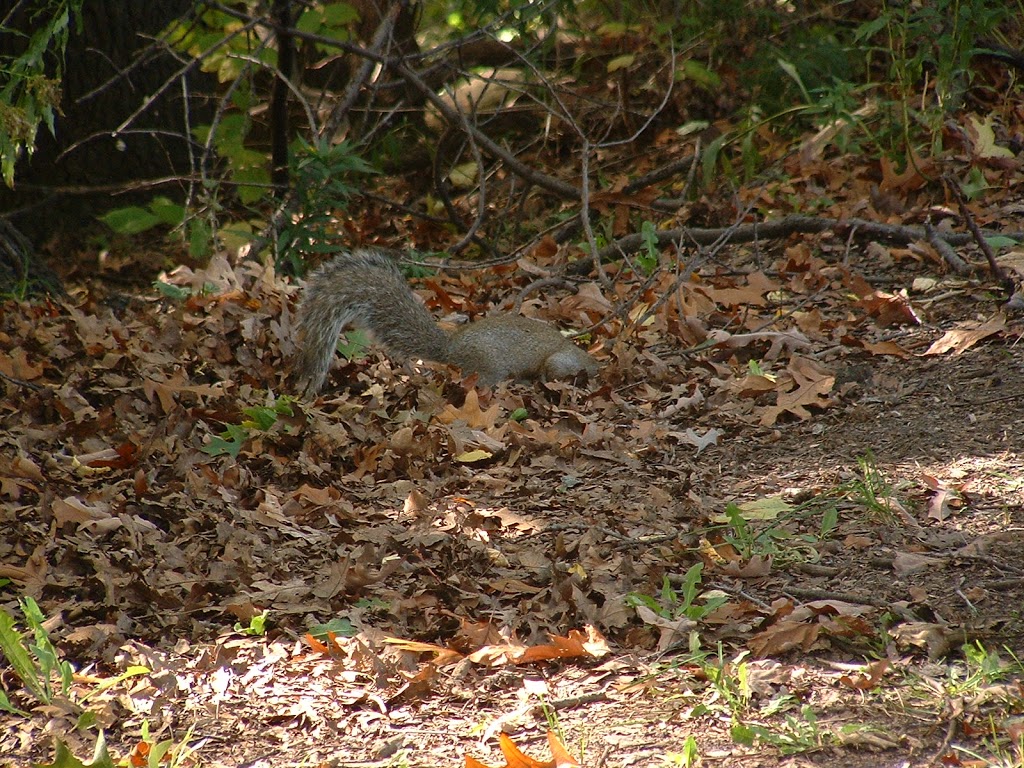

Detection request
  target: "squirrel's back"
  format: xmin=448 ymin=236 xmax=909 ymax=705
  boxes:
xmin=293 ymin=249 xmax=597 ymax=395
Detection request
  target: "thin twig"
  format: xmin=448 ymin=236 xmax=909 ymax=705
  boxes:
xmin=924 ymin=220 xmax=971 ymax=275
xmin=942 ymin=175 xmax=1011 ymax=288
xmin=318 ymin=2 xmax=401 ymax=142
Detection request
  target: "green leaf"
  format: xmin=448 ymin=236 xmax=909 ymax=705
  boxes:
xmin=606 ymin=54 xmax=634 ymax=73
xmin=679 ymin=60 xmax=720 ymax=89
xmin=984 ymin=236 xmax=1017 ymax=252
xmin=0 ymin=607 xmax=46 ymax=702
xmin=232 ymin=163 xmax=271 ymax=205
xmin=701 ymin=132 xmax=729 ymax=188
xmin=0 ymin=687 xmax=30 ymax=717
xmin=218 ymin=222 xmax=254 ymax=254
xmin=679 ymin=563 xmax=704 ymax=615
xmin=202 ymin=424 xmax=247 ymax=458
xmin=33 ymin=732 xmax=116 ymax=768
xmin=80 ymin=665 xmax=150 ymax=703
xmin=730 ymin=722 xmax=756 ymax=746
xmin=32 ymin=739 xmax=88 ymax=768
xmin=188 ymin=218 xmax=213 ymax=260
xmin=308 ymin=617 xmax=358 ymax=638
xmin=820 ymin=506 xmax=838 ymax=536
xmin=148 ymin=197 xmax=186 ymax=226
xmin=323 ymin=2 xmax=360 ymax=26
xmin=853 ymin=14 xmax=889 ymax=42
xmin=241 ymin=406 xmax=278 ymax=431
xmin=776 ymin=58 xmax=810 ymax=101
xmin=234 ymin=610 xmax=269 ymax=636
xmin=153 ymin=281 xmax=191 ymax=301
xmin=295 ymin=7 xmax=325 ymax=34
xmin=99 ymin=206 xmax=163 ymax=235
xmin=146 ymin=739 xmax=174 ymax=768
xmin=336 ymin=328 xmax=371 ymax=359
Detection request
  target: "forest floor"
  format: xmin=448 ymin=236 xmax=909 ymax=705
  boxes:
xmin=2 ymin=215 xmax=1023 ymax=768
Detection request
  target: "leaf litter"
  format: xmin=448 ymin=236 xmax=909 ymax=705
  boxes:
xmin=3 ymin=125 xmax=1024 ymax=768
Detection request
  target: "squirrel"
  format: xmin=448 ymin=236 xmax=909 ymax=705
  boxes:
xmin=292 ymin=248 xmax=598 ymax=396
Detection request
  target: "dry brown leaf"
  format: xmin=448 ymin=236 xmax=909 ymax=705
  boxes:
xmin=857 ymin=339 xmax=911 ymax=358
xmin=0 ymin=347 xmax=45 ymax=380
xmin=760 ymin=356 xmax=835 ymax=425
xmin=748 ymin=620 xmax=821 ymax=657
xmin=717 ymin=554 xmax=773 ymax=578
xmin=879 ymin=149 xmax=933 ymax=192
xmin=437 ymin=388 xmax=501 ymax=429
xmin=924 ymin=314 xmax=1006 ymax=356
xmin=634 ymin=605 xmax=697 ymax=651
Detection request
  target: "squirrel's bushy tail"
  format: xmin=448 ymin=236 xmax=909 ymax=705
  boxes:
xmin=293 ymin=249 xmax=449 ymax=396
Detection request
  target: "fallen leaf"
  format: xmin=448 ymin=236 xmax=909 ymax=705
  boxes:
xmin=467 ymin=731 xmax=581 ymax=768
xmin=840 ymin=659 xmax=890 ymax=690
xmin=924 ymin=314 xmax=1006 ymax=356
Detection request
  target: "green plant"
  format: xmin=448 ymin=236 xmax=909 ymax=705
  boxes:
xmin=0 ymin=0 xmax=83 ymax=187
xmin=279 ymin=138 xmax=377 ymax=275
xmin=841 ymin=452 xmax=901 ymax=523
xmin=855 ymin=0 xmax=1013 ymax=153
xmin=635 ymin=220 xmax=660 ymax=275
xmin=627 ymin=563 xmax=727 ymax=622
xmin=108 ymin=7 xmax=373 ymax=263
xmin=661 ymin=736 xmax=700 ymax=767
xmin=234 ymin=610 xmax=269 ymax=636
xmin=719 ymin=503 xmax=826 ymax=567
xmin=945 ymin=642 xmax=1022 ymax=695
xmin=34 ymin=734 xmax=117 ymax=768
xmin=129 ymin=720 xmax=198 ymax=768
xmin=203 ymin=396 xmax=295 ymax=458
xmin=333 ymin=327 xmax=373 ymax=362
xmin=702 ymin=645 xmax=752 ymax=718
xmin=0 ymin=597 xmax=73 ymax=714
xmin=153 ymin=279 xmax=217 ymax=301
xmin=732 ymin=705 xmax=826 ymax=755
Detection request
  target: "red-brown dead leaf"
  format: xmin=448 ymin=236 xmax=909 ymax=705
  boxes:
xmin=879 ymin=150 xmax=933 ymax=192
xmin=0 ymin=347 xmax=45 ymax=380
xmin=453 ymin=617 xmax=507 ymax=651
xmin=840 ymin=659 xmax=890 ymax=690
xmin=516 ymin=627 xmax=610 ymax=663
xmin=467 ymin=731 xmax=580 ymax=768
xmin=695 ymin=271 xmax=780 ymax=308
xmin=469 ymin=627 xmax=609 ymax=666
xmin=855 ymin=289 xmax=921 ymax=327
